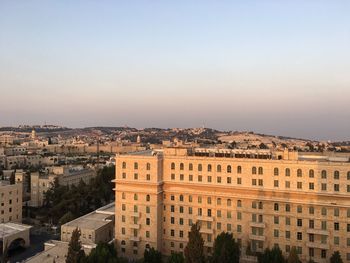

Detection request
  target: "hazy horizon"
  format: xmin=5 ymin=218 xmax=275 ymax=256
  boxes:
xmin=1 ymin=1 xmax=349 ymax=141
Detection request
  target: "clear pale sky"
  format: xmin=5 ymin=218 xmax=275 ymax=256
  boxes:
xmin=0 ymin=1 xmax=349 ymax=141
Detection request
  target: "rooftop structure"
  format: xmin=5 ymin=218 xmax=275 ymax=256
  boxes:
xmin=0 ymin=222 xmax=31 ymax=254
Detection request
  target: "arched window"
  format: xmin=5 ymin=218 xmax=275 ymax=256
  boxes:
xmin=237 ymin=200 xmax=241 ymax=207
xmin=334 ymin=170 xmax=340 ymax=179
xmin=297 ymin=169 xmax=302 ymax=177
xmin=122 ymin=192 xmax=126 ymax=199
xmin=171 ymin=162 xmax=175 ymax=170
xmin=146 ymin=163 xmax=151 ymax=170
xmin=252 ymin=167 xmax=257 ymax=175
xmin=285 ymin=168 xmax=290 ymax=177
xmin=122 ymin=162 xmax=126 ymax=169
xmin=217 ymin=165 xmax=222 ymax=173
xmin=321 ymin=170 xmax=327 ymax=179
xmin=145 ymin=244 xmax=150 ymax=249
xmin=121 ymin=240 xmax=126 ymax=245
xmin=309 ymin=169 xmax=314 ymax=178
xmin=180 ymin=163 xmax=184 ymax=170
xmin=237 ymin=166 xmax=242 ymax=174
xmin=179 ymin=195 xmax=184 ymax=202
xmin=189 ymin=163 xmax=193 ymax=171
xmin=207 ymin=164 xmax=212 ymax=172
xmin=134 ymin=162 xmax=138 ymax=170
xmin=258 ymin=167 xmax=263 ymax=175
xmin=134 ymin=205 xmax=138 ymax=212
xmin=274 ymin=168 xmax=279 ymax=176
xmin=146 ymin=195 xmax=150 ymax=202
xmin=227 ymin=199 xmax=232 ymax=207
xmin=258 ymin=202 xmax=263 ymax=209
xmin=227 ymin=165 xmax=232 ymax=173
xmin=134 ymin=194 xmax=138 ymax=201
xmin=198 ymin=164 xmax=202 ymax=172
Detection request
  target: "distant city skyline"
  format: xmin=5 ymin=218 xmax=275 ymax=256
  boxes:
xmin=1 ymin=1 xmax=349 ymax=141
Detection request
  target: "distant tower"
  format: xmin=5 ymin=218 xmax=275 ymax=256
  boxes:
xmin=31 ymin=129 xmax=37 ymax=140
xmin=137 ymin=135 xmax=141 ymax=144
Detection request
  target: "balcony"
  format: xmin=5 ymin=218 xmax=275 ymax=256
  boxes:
xmin=306 ymin=229 xmax=329 ymax=236
xmin=249 ymin=234 xmax=266 ymax=242
xmin=249 ymin=221 xmax=266 ymax=228
xmin=130 ymin=224 xmax=140 ymax=229
xmin=129 ymin=210 xmax=140 ymax=217
xmin=197 ymin=215 xmax=214 ymax=222
xmin=200 ymin=228 xmax=214 ymax=235
xmin=306 ymin=242 xmax=329 ymax=250
xmin=130 ymin=236 xmax=141 ymax=242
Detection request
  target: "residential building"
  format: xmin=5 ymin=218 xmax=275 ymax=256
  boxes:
xmin=0 ymin=181 xmax=22 ymax=223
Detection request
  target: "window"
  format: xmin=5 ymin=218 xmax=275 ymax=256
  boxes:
xmin=309 ymin=206 xmax=314 ymax=214
xmin=285 ymin=168 xmax=290 ymax=177
xmin=286 ymin=231 xmax=291 ymax=239
xmin=146 ymin=218 xmax=150 ymax=225
xmin=309 ymin=220 xmax=314 ymax=229
xmin=321 ymin=170 xmax=327 ymax=179
xmin=297 ymin=232 xmax=302 ymax=240
xmin=309 ymin=183 xmax=314 ymax=190
xmin=348 ymin=171 xmax=350 ymax=180
xmin=274 ymin=229 xmax=279 ymax=237
xmin=321 ymin=207 xmax=327 ymax=216
xmin=258 ymin=179 xmax=263 ymax=186
xmin=252 ymin=179 xmax=257 ymax=186
xmin=217 ymin=165 xmax=221 ymax=173
xmin=297 ymin=169 xmax=302 ymax=177
xmin=227 ymin=177 xmax=232 ymax=184
xmin=334 ymin=184 xmax=340 ymax=192
xmin=274 ymin=203 xmax=279 ymax=211
xmin=134 ymin=194 xmax=138 ymax=201
xmin=274 ymin=180 xmax=279 ymax=187
xmin=334 ymin=208 xmax=339 ymax=217
xmin=146 ymin=163 xmax=151 ymax=170
xmin=207 ymin=164 xmax=212 ymax=172
xmin=207 ymin=197 xmax=211 ymax=204
xmin=274 ymin=168 xmax=279 ymax=176
xmin=146 ymin=195 xmax=150 ymax=202
xmin=179 ymin=163 xmax=184 ymax=170
xmin=297 ymin=219 xmax=303 ymax=227
xmin=122 ymin=162 xmax=126 ymax=169
xmin=297 ymin=182 xmax=302 ymax=189
xmin=227 ymin=165 xmax=232 ymax=173
xmin=134 ymin=162 xmax=138 ymax=169
xmin=237 ymin=166 xmax=242 ymax=174
xmin=252 ymin=167 xmax=257 ymax=175
xmin=309 ymin=169 xmax=314 ymax=178
xmin=146 ymin=174 xmax=151 ymax=181
xmin=217 ymin=198 xmax=221 ymax=205
xmin=198 ymin=164 xmax=202 ymax=171
xmin=334 ymin=222 xmax=339 ymax=231
xmin=171 ymin=174 xmax=175 ymax=180
xmin=198 ymin=175 xmax=202 ymax=182
xmin=217 ymin=176 xmax=222 ymax=183
xmin=122 ymin=172 xmax=126 ymax=179
xmin=286 ymin=204 xmax=290 ymax=212
xmin=227 ymin=199 xmax=232 ymax=206
xmin=134 ymin=173 xmax=138 ymax=180
xmin=285 ymin=181 xmax=290 ymax=188
xmin=321 ymin=183 xmax=327 ymax=191
xmin=237 ymin=200 xmax=241 ymax=207
xmin=189 ymin=174 xmax=193 ymax=181
xmin=297 ymin=205 xmax=302 ymax=213
xmin=321 ymin=250 xmax=326 ymax=259
xmin=334 ymin=170 xmax=340 ymax=180
xmin=274 ymin=216 xmax=279 ymax=224
xmin=122 ymin=192 xmax=126 ymax=199
xmin=207 ymin=176 xmax=212 ymax=183
xmin=258 ymin=167 xmax=263 ymax=175
xmin=237 ymin=177 xmax=242 ymax=184
xmin=189 ymin=163 xmax=193 ymax=171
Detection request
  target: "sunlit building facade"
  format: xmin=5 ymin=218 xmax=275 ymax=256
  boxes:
xmin=114 ymin=148 xmax=350 ymax=262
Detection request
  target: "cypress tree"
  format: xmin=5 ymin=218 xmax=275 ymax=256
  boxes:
xmin=184 ymin=222 xmax=205 ymax=263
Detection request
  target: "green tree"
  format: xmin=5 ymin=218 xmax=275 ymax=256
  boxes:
xmin=330 ymin=251 xmax=343 ymax=263
xmin=258 ymin=246 xmax=284 ymax=263
xmin=144 ymin=247 xmax=162 ymax=263
xmin=287 ymin=247 xmax=300 ymax=263
xmin=184 ymin=222 xmax=205 ymax=263
xmin=86 ymin=242 xmax=118 ymax=263
xmin=167 ymin=252 xmax=184 ymax=263
xmin=66 ymin=228 xmax=85 ymax=263
xmin=59 ymin=211 xmax=75 ymax=225
xmin=212 ymin=232 xmax=239 ymax=263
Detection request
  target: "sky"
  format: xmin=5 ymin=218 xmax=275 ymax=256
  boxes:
xmin=0 ymin=1 xmax=349 ymax=141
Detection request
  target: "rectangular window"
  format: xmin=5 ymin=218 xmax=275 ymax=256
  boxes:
xmin=274 ymin=180 xmax=279 ymax=187
xmin=237 ymin=177 xmax=242 ymax=184
xmin=297 ymin=182 xmax=302 ymax=189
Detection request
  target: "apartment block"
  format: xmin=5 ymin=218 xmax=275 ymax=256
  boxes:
xmin=30 ymin=165 xmax=96 ymax=207
xmin=0 ymin=181 xmax=22 ymax=223
xmin=114 ymin=148 xmax=350 ymax=262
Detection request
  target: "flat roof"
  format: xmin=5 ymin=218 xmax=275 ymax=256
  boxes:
xmin=127 ymin=150 xmax=154 ymax=156
xmin=62 ymin=203 xmax=115 ymax=230
xmin=0 ymin=223 xmax=32 ymax=239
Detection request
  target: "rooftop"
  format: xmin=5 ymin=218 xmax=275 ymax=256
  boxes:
xmin=62 ymin=203 xmax=115 ymax=230
xmin=0 ymin=223 xmax=32 ymax=239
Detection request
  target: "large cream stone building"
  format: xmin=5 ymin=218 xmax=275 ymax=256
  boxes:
xmin=30 ymin=166 xmax=96 ymax=207
xmin=114 ymin=148 xmax=350 ymax=262
xmin=0 ymin=181 xmax=22 ymax=223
